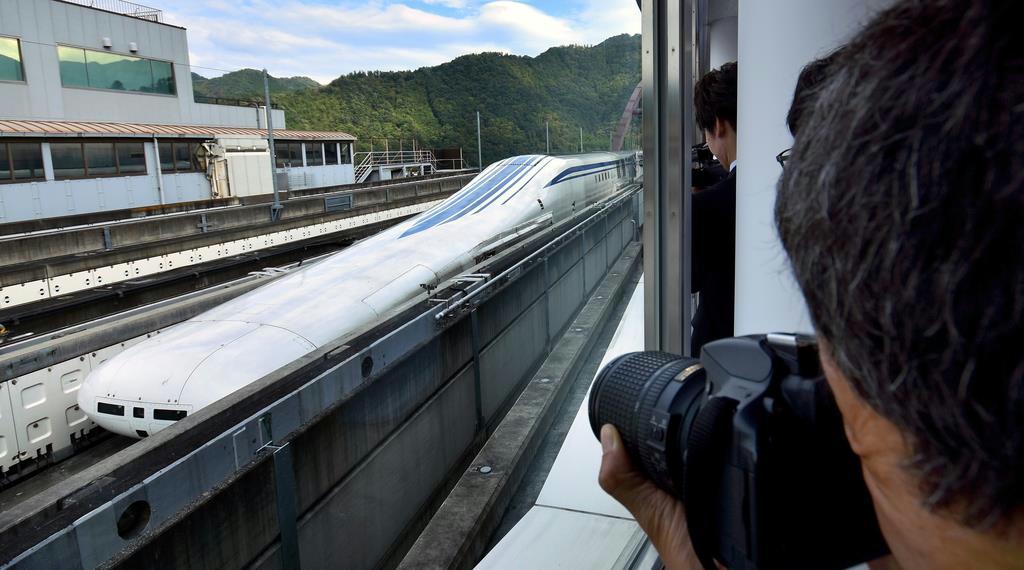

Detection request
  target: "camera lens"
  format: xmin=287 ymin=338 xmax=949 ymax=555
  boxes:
xmin=588 ymin=351 xmax=707 ymax=496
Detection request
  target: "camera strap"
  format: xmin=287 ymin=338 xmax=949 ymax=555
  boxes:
xmin=683 ymin=396 xmax=738 ymax=570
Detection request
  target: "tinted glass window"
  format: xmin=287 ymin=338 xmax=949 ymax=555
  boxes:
xmin=174 ymin=143 xmax=192 ymax=171
xmin=190 ymin=143 xmax=202 ymax=171
xmin=150 ymin=60 xmax=176 ymax=95
xmin=86 ymin=51 xmax=152 ymax=91
xmin=58 ymin=46 xmax=89 ymax=88
xmin=0 ymin=37 xmax=24 ymax=82
xmin=84 ymin=143 xmax=117 ymax=175
xmin=305 ymin=143 xmax=324 ymax=166
xmin=10 ymin=143 xmax=43 ymax=180
xmin=0 ymin=143 xmax=9 ymax=179
xmin=158 ymin=142 xmax=174 ymax=172
xmin=58 ymin=46 xmax=176 ymax=96
xmin=341 ymin=143 xmax=352 ymax=165
xmin=117 ymin=142 xmax=147 ymax=174
xmin=325 ymin=142 xmax=339 ymax=165
xmin=51 ymin=142 xmax=85 ymax=178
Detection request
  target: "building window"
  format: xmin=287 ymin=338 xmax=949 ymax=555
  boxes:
xmin=159 ymin=141 xmax=199 ymax=173
xmin=0 ymin=37 xmax=25 ymax=82
xmin=0 ymin=143 xmax=44 ymax=182
xmin=275 ymin=142 xmax=303 ymax=168
xmin=51 ymin=141 xmax=151 ymax=179
xmin=57 ymin=45 xmax=176 ymax=95
xmin=305 ymin=143 xmax=324 ymax=166
xmin=341 ymin=143 xmax=353 ymax=165
xmin=324 ymin=143 xmax=339 ymax=165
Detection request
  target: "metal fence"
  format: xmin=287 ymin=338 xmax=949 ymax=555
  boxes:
xmin=62 ymin=0 xmax=162 ymax=21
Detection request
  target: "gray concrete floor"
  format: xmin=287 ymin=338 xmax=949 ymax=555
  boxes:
xmin=486 ymin=270 xmax=642 ymax=549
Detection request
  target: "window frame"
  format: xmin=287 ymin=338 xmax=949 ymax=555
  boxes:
xmin=56 ymin=44 xmax=177 ymax=97
xmin=50 ymin=139 xmax=152 ymax=180
xmin=0 ymin=35 xmax=26 ymax=84
xmin=158 ymin=140 xmax=201 ymax=174
xmin=0 ymin=141 xmax=45 ymax=184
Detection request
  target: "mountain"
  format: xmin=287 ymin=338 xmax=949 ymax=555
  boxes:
xmin=192 ymin=69 xmax=320 ymax=99
xmin=195 ymin=35 xmax=642 ymax=166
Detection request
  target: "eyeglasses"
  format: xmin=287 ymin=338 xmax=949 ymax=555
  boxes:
xmin=776 ymin=148 xmax=792 ymax=168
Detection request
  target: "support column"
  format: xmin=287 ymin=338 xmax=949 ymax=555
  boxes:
xmin=642 ymin=0 xmax=694 ymax=355
xmin=734 ymin=0 xmax=893 ymax=335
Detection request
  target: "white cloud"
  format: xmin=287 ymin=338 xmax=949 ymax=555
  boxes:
xmin=164 ymin=0 xmax=639 ymax=82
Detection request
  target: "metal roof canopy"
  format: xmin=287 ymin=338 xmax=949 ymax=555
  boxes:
xmin=0 ymin=119 xmax=357 ymax=141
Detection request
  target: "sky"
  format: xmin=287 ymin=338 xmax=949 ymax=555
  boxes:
xmin=163 ymin=0 xmax=641 ymax=84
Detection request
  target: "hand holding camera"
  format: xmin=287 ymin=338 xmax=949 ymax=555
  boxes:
xmin=590 ymin=334 xmax=890 ymax=569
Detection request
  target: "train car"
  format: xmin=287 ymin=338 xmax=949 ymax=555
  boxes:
xmin=78 ymin=152 xmax=639 ymax=438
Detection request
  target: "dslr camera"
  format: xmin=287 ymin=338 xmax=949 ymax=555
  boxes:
xmin=589 ymin=334 xmax=890 ymax=570
xmin=692 ymin=143 xmax=727 ymax=190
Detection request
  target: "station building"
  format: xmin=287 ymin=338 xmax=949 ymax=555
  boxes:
xmin=0 ymin=0 xmax=370 ymax=223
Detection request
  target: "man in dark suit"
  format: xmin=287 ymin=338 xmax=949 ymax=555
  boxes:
xmin=690 ymin=62 xmax=737 ymax=355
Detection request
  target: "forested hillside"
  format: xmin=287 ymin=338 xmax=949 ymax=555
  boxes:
xmin=193 ymin=34 xmax=641 ymax=166
xmin=191 ymin=70 xmax=320 ymax=99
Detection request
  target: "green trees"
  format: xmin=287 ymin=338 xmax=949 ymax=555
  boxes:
xmin=194 ymin=34 xmax=641 ymax=167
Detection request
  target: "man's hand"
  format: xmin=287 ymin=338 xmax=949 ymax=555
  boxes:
xmin=599 ymin=424 xmax=704 ymax=570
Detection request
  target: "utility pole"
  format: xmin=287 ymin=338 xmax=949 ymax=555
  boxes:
xmin=546 ymin=121 xmax=550 ymax=155
xmin=579 ymin=127 xmax=584 ymax=153
xmin=476 ymin=111 xmax=483 ymax=169
xmin=263 ymin=69 xmax=282 ymax=221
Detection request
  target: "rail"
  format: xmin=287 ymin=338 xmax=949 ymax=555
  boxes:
xmin=61 ymin=0 xmax=162 ymax=21
xmin=354 ymin=150 xmax=437 ymax=183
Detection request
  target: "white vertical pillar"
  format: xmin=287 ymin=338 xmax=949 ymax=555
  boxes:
xmin=709 ymin=16 xmax=738 ymax=69
xmin=301 ymin=143 xmax=308 ymax=168
xmin=40 ymin=141 xmax=54 ymax=181
xmin=734 ymin=0 xmax=894 ymax=335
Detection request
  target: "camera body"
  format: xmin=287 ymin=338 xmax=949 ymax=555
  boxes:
xmin=692 ymin=143 xmax=727 ymax=190
xmin=589 ymin=334 xmax=889 ymax=569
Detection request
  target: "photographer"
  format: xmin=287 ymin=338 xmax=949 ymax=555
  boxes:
xmin=691 ymin=62 xmax=738 ymax=355
xmin=599 ymin=1 xmax=1024 ymax=568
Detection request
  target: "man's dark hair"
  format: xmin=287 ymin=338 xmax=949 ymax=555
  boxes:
xmin=786 ymin=48 xmax=845 ymax=136
xmin=694 ymin=62 xmax=737 ymax=133
xmin=776 ymin=0 xmax=1023 ymax=527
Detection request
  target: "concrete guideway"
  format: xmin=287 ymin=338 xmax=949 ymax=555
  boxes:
xmin=0 ymin=174 xmax=472 ymax=311
xmin=0 ymin=187 xmax=642 ymax=569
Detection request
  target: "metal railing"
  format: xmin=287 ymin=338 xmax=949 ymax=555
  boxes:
xmin=62 ymin=0 xmax=162 ymax=22
xmin=194 ymin=95 xmax=281 ymax=109
xmin=353 ymin=150 xmax=438 ymax=184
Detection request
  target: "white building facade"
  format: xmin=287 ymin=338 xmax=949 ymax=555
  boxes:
xmin=0 ymin=0 xmax=357 ymax=223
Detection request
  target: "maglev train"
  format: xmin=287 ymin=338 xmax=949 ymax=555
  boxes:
xmin=79 ymin=152 xmax=640 ymax=438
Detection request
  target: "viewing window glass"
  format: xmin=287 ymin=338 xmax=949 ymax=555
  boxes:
xmin=10 ymin=143 xmax=44 ymax=180
xmin=51 ymin=142 xmax=86 ymax=178
xmin=52 ymin=141 xmax=151 ymax=179
xmin=305 ymin=143 xmax=324 ymax=166
xmin=341 ymin=143 xmax=353 ymax=165
xmin=325 ymin=143 xmax=339 ymax=165
xmin=84 ymin=143 xmax=117 ymax=175
xmin=160 ymin=141 xmax=199 ymax=173
xmin=0 ymin=144 xmax=8 ymax=179
xmin=117 ymin=142 xmax=147 ymax=174
xmin=0 ymin=37 xmax=25 ymax=82
xmin=158 ymin=142 xmax=174 ymax=172
xmin=276 ymin=142 xmax=303 ymax=168
xmin=58 ymin=46 xmax=177 ymax=95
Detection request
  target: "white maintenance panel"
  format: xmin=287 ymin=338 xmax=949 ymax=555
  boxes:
xmin=0 ymin=382 xmax=20 ymax=473
xmin=0 ymin=332 xmax=159 ymax=474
